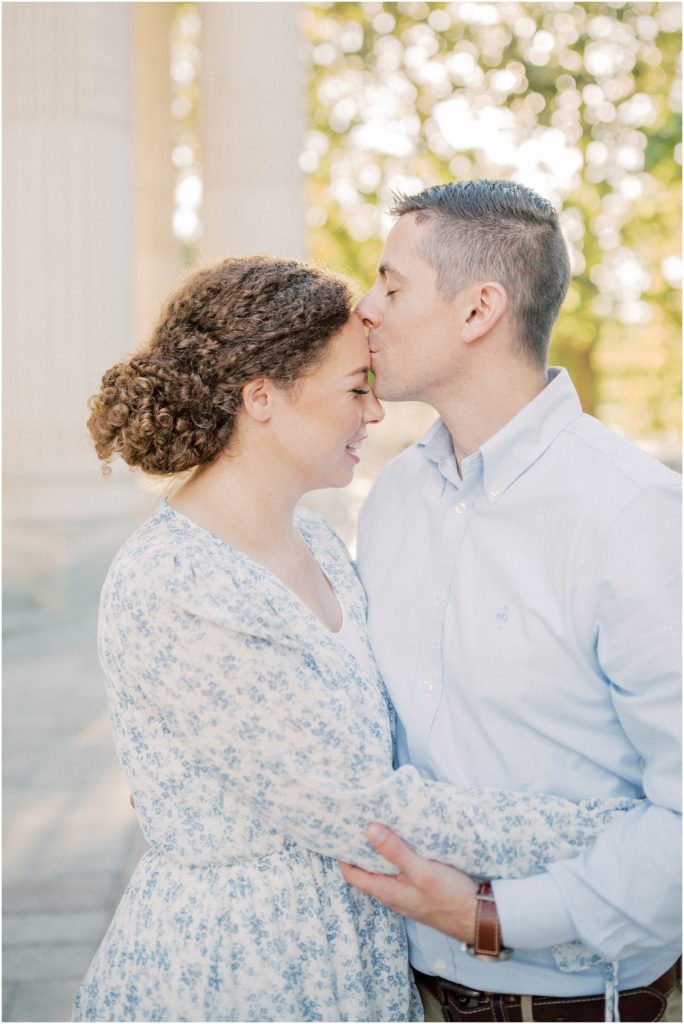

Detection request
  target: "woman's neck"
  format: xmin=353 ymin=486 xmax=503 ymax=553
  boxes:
xmin=170 ymin=446 xmax=302 ymax=557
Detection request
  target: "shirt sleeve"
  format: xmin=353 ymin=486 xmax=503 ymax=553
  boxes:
xmin=127 ymin=568 xmax=635 ymax=880
xmin=493 ymin=482 xmax=682 ymax=959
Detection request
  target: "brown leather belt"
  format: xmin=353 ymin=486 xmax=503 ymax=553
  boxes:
xmin=413 ymin=958 xmax=681 ymax=1022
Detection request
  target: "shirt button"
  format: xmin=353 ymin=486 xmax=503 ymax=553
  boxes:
xmin=454 ymin=501 xmax=467 ymax=514
xmin=423 ymin=679 xmax=434 ymax=693
xmin=435 ymin=588 xmax=446 ymax=601
xmin=489 ymin=485 xmax=499 ymax=497
xmin=434 ymin=958 xmax=447 ymax=974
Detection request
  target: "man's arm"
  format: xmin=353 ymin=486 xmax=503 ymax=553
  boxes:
xmin=497 ymin=484 xmax=681 ymax=960
xmin=494 ymin=484 xmax=681 ymax=960
xmin=340 ymin=825 xmax=577 ymax=953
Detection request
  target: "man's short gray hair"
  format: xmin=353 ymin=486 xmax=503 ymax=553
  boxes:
xmin=391 ymin=180 xmax=571 ymax=368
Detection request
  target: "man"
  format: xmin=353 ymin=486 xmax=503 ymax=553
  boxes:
xmin=341 ymin=180 xmax=681 ymax=1022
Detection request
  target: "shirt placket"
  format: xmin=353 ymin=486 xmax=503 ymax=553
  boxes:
xmin=408 ymin=457 xmax=481 ymax=772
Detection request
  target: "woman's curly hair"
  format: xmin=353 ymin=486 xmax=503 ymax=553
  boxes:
xmin=87 ymin=256 xmax=353 ymax=475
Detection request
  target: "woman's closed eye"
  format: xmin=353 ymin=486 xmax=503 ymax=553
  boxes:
xmin=351 ymin=388 xmax=370 ymax=396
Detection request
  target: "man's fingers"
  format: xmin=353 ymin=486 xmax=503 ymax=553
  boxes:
xmin=339 ymin=862 xmax=386 ymax=891
xmin=366 ymin=823 xmax=420 ymax=873
xmin=338 ymin=825 xmax=421 ymax=909
xmin=339 ymin=861 xmax=406 ymax=909
xmin=339 ymin=862 xmax=364 ymax=884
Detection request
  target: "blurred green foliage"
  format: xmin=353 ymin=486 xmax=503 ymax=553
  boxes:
xmin=302 ymin=1 xmax=681 ymax=442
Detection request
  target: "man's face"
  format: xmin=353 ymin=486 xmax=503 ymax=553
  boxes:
xmin=355 ymin=213 xmax=463 ymax=402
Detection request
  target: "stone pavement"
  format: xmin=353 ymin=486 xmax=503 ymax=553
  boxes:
xmin=3 ymin=624 xmax=150 ymax=1023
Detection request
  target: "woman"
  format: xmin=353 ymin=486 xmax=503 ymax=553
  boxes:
xmin=73 ymin=256 xmax=631 ymax=1022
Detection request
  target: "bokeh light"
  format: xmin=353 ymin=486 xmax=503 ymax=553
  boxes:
xmin=300 ymin=1 xmax=681 ymax=443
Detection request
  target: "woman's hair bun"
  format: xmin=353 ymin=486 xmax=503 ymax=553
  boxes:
xmin=87 ymin=353 xmax=236 ymax=475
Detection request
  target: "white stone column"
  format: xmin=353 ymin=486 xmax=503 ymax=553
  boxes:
xmin=133 ymin=2 xmax=183 ymax=341
xmin=3 ymin=3 xmax=147 ymax=621
xmin=197 ymin=2 xmax=307 ymax=262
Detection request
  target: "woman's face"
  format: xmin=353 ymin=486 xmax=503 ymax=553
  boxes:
xmin=273 ymin=316 xmax=384 ymax=491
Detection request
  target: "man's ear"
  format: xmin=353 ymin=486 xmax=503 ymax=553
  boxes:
xmin=242 ymin=378 xmax=275 ymax=423
xmin=461 ymin=282 xmax=508 ymax=344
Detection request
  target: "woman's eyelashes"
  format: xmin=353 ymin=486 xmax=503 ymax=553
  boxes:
xmin=351 ymin=388 xmax=370 ymax=396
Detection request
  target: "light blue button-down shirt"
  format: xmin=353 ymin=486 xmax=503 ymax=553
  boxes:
xmin=357 ymin=367 xmax=681 ymax=995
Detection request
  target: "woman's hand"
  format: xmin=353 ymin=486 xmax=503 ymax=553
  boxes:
xmin=339 ymin=823 xmax=478 ymax=943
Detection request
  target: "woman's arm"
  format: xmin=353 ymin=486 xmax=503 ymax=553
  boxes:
xmin=112 ymin=590 xmax=634 ymax=879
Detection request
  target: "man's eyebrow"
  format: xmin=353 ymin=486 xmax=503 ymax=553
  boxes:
xmin=378 ymin=262 xmax=407 ymax=281
xmin=346 ymin=366 xmax=371 ymax=377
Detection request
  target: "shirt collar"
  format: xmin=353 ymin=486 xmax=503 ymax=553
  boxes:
xmin=418 ymin=367 xmax=583 ymax=502
xmin=419 ymin=416 xmax=453 ymax=461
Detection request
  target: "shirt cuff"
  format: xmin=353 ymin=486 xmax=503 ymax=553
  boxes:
xmin=492 ymin=873 xmax=579 ymax=950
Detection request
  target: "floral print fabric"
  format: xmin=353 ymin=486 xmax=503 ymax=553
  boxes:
xmin=72 ymin=504 xmax=633 ymax=1022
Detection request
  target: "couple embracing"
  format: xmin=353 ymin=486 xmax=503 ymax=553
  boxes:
xmin=73 ymin=180 xmax=681 ymax=1023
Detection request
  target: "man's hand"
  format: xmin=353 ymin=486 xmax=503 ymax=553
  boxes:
xmin=339 ymin=823 xmax=479 ymax=944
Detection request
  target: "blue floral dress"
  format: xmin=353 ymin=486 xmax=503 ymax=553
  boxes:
xmin=72 ymin=504 xmax=633 ymax=1022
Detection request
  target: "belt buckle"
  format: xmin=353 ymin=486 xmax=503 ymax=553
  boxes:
xmin=441 ymin=980 xmax=492 ymax=1011
xmin=461 ymin=940 xmax=514 ymax=962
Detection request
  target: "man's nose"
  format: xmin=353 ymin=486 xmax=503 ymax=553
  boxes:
xmin=355 ymin=293 xmax=380 ymax=330
xmin=363 ymin=391 xmax=385 ymax=425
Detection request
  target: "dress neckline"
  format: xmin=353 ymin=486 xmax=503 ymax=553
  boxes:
xmin=162 ymin=501 xmax=346 ymax=637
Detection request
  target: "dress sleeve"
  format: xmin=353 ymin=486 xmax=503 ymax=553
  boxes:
xmin=127 ymin=576 xmax=634 ymax=879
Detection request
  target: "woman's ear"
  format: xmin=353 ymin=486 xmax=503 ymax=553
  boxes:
xmin=241 ymin=378 xmax=275 ymax=423
xmin=461 ymin=282 xmax=508 ymax=344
